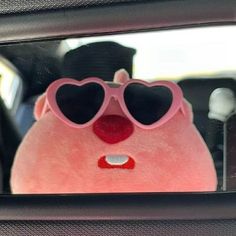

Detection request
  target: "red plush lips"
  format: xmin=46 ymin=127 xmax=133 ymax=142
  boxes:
xmin=98 ymin=155 xmax=135 ymax=169
xmin=93 ymin=115 xmax=134 ymax=144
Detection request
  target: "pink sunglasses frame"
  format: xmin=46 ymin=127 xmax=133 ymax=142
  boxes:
xmin=41 ymin=77 xmax=185 ymax=129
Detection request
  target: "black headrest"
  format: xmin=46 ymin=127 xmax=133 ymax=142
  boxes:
xmin=178 ymin=78 xmax=236 ymax=111
xmin=0 ymin=42 xmax=61 ymax=99
xmin=62 ymin=41 xmax=136 ymax=81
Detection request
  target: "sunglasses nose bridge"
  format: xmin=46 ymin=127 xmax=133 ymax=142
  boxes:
xmin=109 ymin=87 xmax=120 ymax=96
xmin=103 ymin=95 xmax=125 ymax=117
xmin=106 ymin=87 xmax=122 ymax=104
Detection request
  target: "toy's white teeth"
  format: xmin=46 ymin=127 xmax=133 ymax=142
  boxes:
xmin=105 ymin=155 xmax=129 ymax=165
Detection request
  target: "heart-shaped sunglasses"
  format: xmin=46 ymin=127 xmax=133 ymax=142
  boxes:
xmin=41 ymin=78 xmax=185 ymax=129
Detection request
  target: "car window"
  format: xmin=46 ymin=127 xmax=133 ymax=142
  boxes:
xmin=0 ymin=25 xmax=235 ymax=194
xmin=64 ymin=26 xmax=236 ymax=80
xmin=0 ymin=56 xmax=23 ymax=115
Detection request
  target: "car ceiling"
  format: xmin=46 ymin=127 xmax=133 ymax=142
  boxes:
xmin=0 ymin=0 xmax=144 ymax=14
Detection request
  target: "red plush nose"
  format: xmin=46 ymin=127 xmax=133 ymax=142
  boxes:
xmin=93 ymin=115 xmax=134 ymax=144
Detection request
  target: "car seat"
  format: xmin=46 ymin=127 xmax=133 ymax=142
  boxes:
xmin=0 ymin=97 xmax=21 ymax=193
xmin=178 ymin=78 xmax=236 ymax=138
xmin=178 ymin=78 xmax=236 ymax=189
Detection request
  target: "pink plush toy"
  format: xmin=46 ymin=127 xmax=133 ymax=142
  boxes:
xmin=11 ymin=69 xmax=217 ymax=193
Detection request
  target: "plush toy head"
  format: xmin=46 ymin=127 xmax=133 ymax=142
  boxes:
xmin=11 ymin=69 xmax=217 ymax=193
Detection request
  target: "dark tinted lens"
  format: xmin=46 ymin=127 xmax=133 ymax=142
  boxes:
xmin=124 ymin=83 xmax=173 ymax=125
xmin=56 ymin=83 xmax=104 ymax=124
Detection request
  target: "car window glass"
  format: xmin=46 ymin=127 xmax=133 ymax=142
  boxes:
xmin=0 ymin=25 xmax=235 ymax=194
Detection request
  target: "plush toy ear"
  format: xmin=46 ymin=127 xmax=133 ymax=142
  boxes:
xmin=34 ymin=93 xmax=46 ymax=121
xmin=182 ymin=99 xmax=194 ymax=123
xmin=113 ymin=69 xmax=130 ymax=84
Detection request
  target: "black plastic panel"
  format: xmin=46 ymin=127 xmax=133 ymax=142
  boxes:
xmin=0 ymin=220 xmax=236 ymax=236
xmin=0 ymin=0 xmax=144 ymax=15
xmin=0 ymin=193 xmax=235 ymax=221
xmin=0 ymin=0 xmax=235 ymax=44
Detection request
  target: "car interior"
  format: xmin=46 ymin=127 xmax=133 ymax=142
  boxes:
xmin=0 ymin=0 xmax=236 ymax=235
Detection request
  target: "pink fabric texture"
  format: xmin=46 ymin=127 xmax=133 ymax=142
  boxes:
xmin=10 ymin=72 xmax=217 ymax=193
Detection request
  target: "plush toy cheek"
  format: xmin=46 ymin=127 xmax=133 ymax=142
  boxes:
xmin=93 ymin=115 xmax=134 ymax=144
